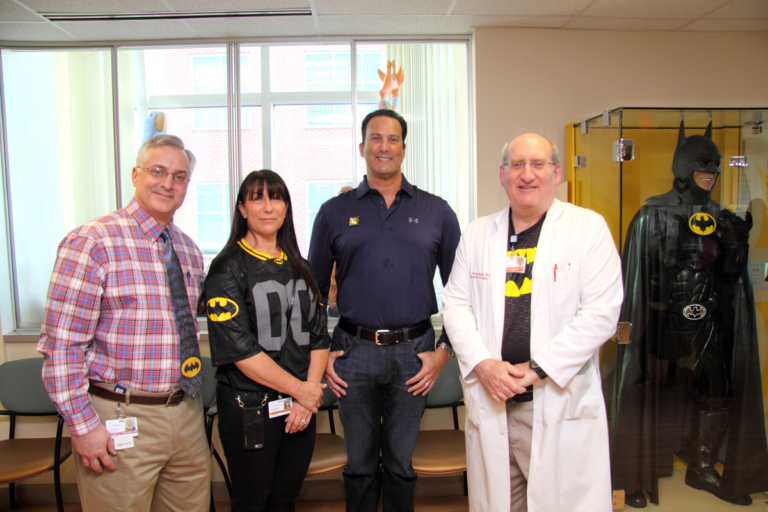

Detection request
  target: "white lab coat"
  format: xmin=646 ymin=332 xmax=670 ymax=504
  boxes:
xmin=442 ymin=199 xmax=623 ymax=512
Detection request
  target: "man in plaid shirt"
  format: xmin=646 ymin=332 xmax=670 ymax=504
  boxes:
xmin=38 ymin=135 xmax=210 ymax=511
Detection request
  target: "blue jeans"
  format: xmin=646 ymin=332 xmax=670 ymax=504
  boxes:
xmin=332 ymin=325 xmax=432 ymax=512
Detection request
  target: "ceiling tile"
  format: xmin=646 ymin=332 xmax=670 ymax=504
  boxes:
xmin=443 ymin=15 xmax=569 ymax=32
xmin=453 ymin=0 xmax=592 ymax=16
xmin=566 ymin=17 xmax=687 ymax=30
xmin=18 ymin=0 xmax=168 ymax=14
xmin=582 ymin=0 xmax=729 ymax=19
xmin=163 ymin=0 xmax=310 ymax=12
xmin=683 ymin=18 xmax=768 ymax=30
xmin=704 ymin=0 xmax=768 ymax=19
xmin=2 ymin=0 xmax=768 ymax=43
xmin=185 ymin=16 xmax=318 ymax=38
xmin=317 ymin=15 xmax=445 ymax=36
xmin=314 ymin=0 xmax=451 ymax=16
xmin=56 ymin=19 xmax=197 ymax=40
xmin=0 ymin=1 xmax=44 ymax=21
xmin=0 ymin=21 xmax=77 ymax=41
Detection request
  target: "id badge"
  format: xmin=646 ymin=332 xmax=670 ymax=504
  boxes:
xmin=506 ymin=255 xmax=526 ymax=273
xmin=268 ymin=397 xmax=292 ymax=419
xmin=105 ymin=417 xmax=139 ymax=451
xmin=113 ymin=434 xmax=135 ymax=450
xmin=105 ymin=417 xmax=139 ymax=437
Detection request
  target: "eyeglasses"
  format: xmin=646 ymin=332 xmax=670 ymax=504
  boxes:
xmin=138 ymin=166 xmax=190 ymax=184
xmin=506 ymin=161 xmax=555 ymax=172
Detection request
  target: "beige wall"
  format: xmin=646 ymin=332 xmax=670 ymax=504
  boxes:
xmin=473 ymin=28 xmax=768 ymax=217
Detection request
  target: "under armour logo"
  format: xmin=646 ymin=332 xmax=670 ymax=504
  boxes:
xmin=409 ymin=218 xmax=419 ymax=223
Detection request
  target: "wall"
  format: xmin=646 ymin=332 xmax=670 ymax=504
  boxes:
xmin=473 ymin=28 xmax=768 ymax=217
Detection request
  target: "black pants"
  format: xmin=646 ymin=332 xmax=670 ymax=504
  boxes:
xmin=216 ymin=382 xmax=316 ymax=512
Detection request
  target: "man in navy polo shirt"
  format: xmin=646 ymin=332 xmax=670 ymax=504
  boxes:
xmin=308 ymin=109 xmax=460 ymax=512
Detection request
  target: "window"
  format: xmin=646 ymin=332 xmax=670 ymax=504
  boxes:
xmin=197 ymin=184 xmax=231 ymax=256
xmin=192 ymin=55 xmax=251 ymax=130
xmin=306 ymin=53 xmax=350 ymax=92
xmin=0 ymin=40 xmax=471 ymax=330
xmin=0 ymin=49 xmax=115 ymax=329
xmin=307 ymin=181 xmax=354 ymax=235
xmin=306 ymin=52 xmax=383 ymax=127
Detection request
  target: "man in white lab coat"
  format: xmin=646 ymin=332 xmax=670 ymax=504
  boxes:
xmin=442 ymin=133 xmax=623 ymax=511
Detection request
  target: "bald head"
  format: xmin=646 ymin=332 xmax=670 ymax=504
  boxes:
xmin=501 ymin=133 xmax=559 ymax=168
xmin=499 ymin=133 xmax=562 ymax=227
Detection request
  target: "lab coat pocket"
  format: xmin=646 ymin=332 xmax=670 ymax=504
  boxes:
xmin=552 ymin=263 xmax=580 ymax=318
xmin=563 ymin=368 xmax=601 ymax=420
xmin=464 ymin=384 xmax=484 ymax=428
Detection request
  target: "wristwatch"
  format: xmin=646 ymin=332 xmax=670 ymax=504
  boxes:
xmin=436 ymin=340 xmax=454 ymax=359
xmin=529 ymin=359 xmax=547 ymax=380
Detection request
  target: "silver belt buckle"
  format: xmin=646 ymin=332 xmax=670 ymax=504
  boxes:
xmin=375 ymin=329 xmax=390 ymax=345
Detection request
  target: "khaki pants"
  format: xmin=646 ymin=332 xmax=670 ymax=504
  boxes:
xmin=506 ymin=399 xmax=533 ymax=512
xmin=74 ymin=391 xmax=211 ymax=512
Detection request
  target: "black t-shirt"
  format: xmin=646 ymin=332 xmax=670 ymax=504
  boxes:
xmin=204 ymin=240 xmax=330 ymax=392
xmin=501 ymin=212 xmax=545 ymax=365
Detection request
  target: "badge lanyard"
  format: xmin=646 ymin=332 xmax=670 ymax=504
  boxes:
xmin=507 ymin=209 xmax=525 ymax=274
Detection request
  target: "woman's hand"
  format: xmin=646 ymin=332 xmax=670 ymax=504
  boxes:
xmin=294 ymin=380 xmax=326 ymax=413
xmin=285 ymin=401 xmax=313 ymax=433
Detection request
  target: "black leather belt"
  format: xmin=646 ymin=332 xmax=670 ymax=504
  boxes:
xmin=510 ymin=392 xmax=533 ymax=403
xmin=89 ymin=381 xmax=186 ymax=406
xmin=338 ymin=318 xmax=432 ymax=346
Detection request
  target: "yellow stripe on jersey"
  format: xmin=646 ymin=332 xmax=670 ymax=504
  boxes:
xmin=505 ymin=278 xmax=532 ymax=297
xmin=238 ymin=239 xmax=286 ymax=263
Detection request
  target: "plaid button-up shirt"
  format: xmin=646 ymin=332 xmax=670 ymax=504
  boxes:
xmin=38 ymin=199 xmax=204 ymax=436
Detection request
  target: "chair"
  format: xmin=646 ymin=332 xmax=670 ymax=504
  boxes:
xmin=0 ymin=357 xmax=73 ymax=512
xmin=305 ymin=384 xmax=347 ymax=478
xmin=200 ymin=356 xmax=231 ymax=511
xmin=411 ymin=357 xmax=467 ymax=492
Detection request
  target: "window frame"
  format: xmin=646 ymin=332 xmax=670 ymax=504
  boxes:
xmin=0 ymin=38 xmax=473 ymax=334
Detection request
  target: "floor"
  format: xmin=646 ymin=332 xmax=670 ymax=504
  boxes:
xmin=4 ymin=469 xmax=768 ymax=511
xmin=0 ymin=496 xmax=468 ymax=512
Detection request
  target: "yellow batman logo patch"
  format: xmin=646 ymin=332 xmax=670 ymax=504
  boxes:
xmin=349 ymin=217 xmax=360 ymax=226
xmin=181 ymin=357 xmax=201 ymax=377
xmin=689 ymin=213 xmax=716 ymax=236
xmin=207 ymin=297 xmax=239 ymax=322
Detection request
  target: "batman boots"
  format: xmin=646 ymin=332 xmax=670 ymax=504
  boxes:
xmin=684 ymin=409 xmax=752 ymax=505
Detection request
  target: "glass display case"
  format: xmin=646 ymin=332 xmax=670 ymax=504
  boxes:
xmin=566 ymin=107 xmax=768 ymax=508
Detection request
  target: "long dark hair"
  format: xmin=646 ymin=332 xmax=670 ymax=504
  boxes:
xmin=224 ymin=170 xmax=321 ymax=302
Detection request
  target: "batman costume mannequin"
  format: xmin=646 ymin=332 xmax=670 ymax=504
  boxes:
xmin=607 ymin=122 xmax=768 ymax=507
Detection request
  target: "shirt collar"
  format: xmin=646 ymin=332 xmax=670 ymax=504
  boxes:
xmin=127 ymin=198 xmax=171 ymax=241
xmin=356 ymin=175 xmax=414 ymax=198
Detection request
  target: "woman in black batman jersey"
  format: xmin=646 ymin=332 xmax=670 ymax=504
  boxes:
xmin=204 ymin=170 xmax=330 ymax=511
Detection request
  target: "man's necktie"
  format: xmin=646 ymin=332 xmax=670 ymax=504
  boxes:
xmin=160 ymin=227 xmax=202 ymax=397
